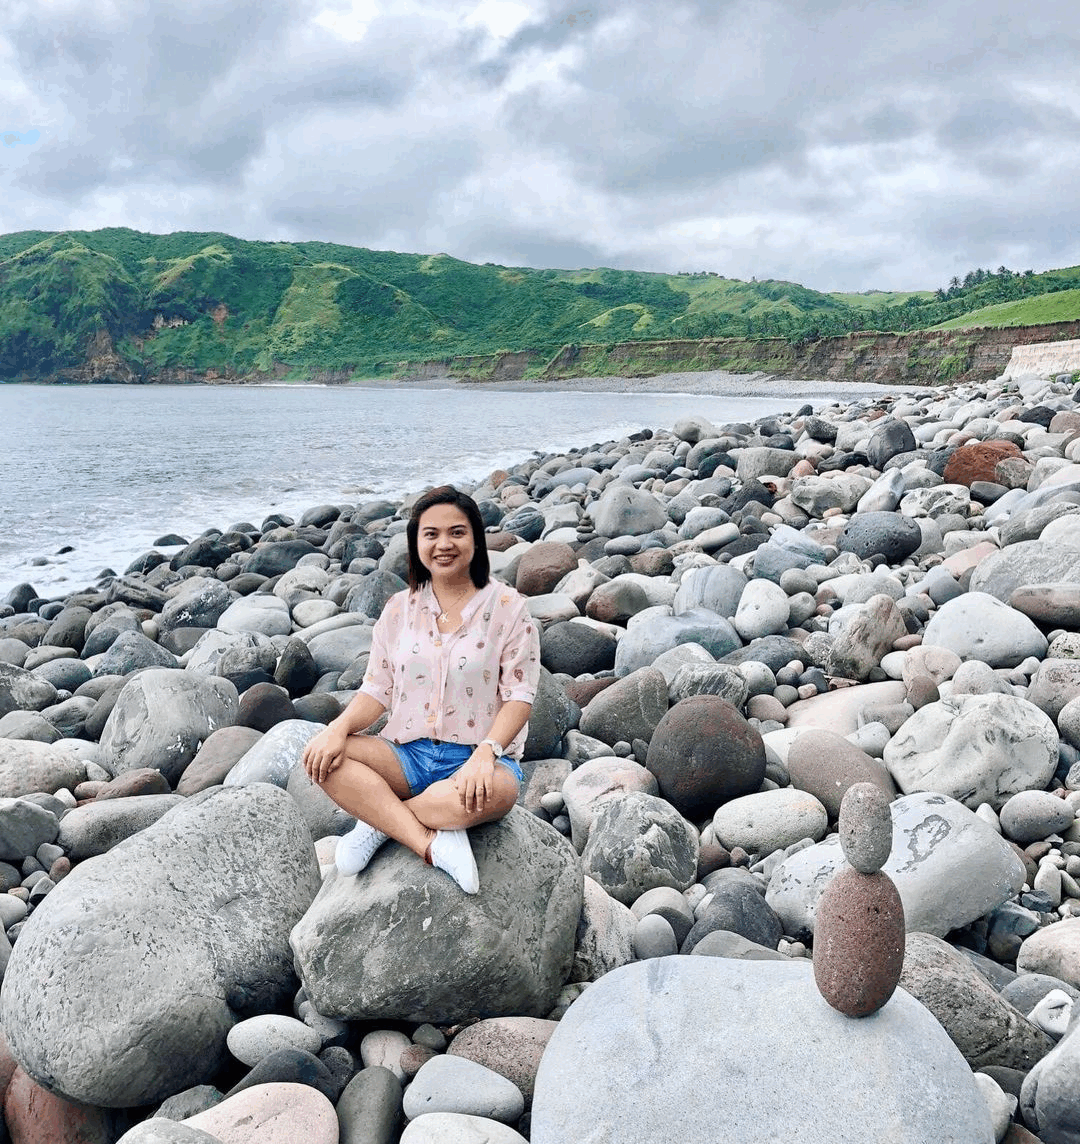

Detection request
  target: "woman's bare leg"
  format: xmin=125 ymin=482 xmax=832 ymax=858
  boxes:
xmin=316 ymin=737 xmax=519 ymax=854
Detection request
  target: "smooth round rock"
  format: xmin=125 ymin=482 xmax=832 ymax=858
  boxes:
xmin=184 ymin=1082 xmax=337 ymax=1143
xmin=999 ymin=791 xmax=1076 ymax=846
xmin=711 ymin=788 xmax=828 ymax=855
xmin=813 ymin=867 xmax=905 ymax=1017
xmin=400 ymin=1113 xmax=528 ymax=1144
xmin=226 ymin=1014 xmax=322 ymax=1067
xmin=402 ymin=1054 xmax=525 ymax=1124
xmin=634 ymin=913 xmax=678 ymax=959
xmin=838 ymin=782 xmax=894 ymax=874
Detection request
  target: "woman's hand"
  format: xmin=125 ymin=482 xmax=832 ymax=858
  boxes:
xmin=453 ymin=747 xmax=498 ymax=814
xmin=302 ymin=724 xmax=349 ymax=785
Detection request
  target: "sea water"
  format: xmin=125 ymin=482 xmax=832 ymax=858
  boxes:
xmin=0 ymin=378 xmax=894 ymax=599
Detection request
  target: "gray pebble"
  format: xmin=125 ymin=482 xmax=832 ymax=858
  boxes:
xmin=634 ymin=914 xmax=678 ymax=959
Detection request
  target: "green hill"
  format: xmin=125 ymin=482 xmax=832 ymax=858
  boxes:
xmin=930 ymin=288 xmax=1080 ymax=330
xmin=1 ymin=227 xmax=1079 ymax=382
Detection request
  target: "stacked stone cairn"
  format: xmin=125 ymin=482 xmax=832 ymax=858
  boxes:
xmin=9 ymin=371 xmax=1080 ymax=1139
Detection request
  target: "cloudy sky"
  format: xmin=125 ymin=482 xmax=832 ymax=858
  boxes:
xmin=2 ymin=0 xmax=1078 ymax=292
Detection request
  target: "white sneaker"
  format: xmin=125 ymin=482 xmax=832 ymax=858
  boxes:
xmin=335 ymin=822 xmax=388 ymax=876
xmin=427 ymin=829 xmax=480 ymax=894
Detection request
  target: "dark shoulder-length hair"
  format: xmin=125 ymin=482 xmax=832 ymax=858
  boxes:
xmin=406 ymin=485 xmax=490 ymax=591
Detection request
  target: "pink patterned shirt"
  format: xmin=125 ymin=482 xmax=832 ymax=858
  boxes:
xmin=359 ymin=580 xmax=541 ymax=759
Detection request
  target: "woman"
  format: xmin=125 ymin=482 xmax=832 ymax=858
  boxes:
xmin=302 ymin=485 xmax=540 ymax=893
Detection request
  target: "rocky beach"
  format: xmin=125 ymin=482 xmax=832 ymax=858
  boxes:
xmin=4 ymin=369 xmax=1080 ymax=1142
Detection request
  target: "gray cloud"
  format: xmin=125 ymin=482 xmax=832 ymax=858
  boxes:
xmin=1 ymin=0 xmax=1080 ymax=290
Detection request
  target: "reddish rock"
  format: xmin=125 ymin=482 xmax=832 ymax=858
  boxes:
xmin=904 ymin=674 xmax=939 ymax=710
xmin=1050 ymin=411 xmax=1080 ymax=435
xmin=176 ymin=725 xmax=263 ymax=794
xmin=399 ymin=1043 xmax=436 ymax=1079
xmin=73 ymin=781 xmax=108 ymax=800
xmin=786 ymin=730 xmax=897 ymax=821
xmin=584 ymin=579 xmax=651 ymax=625
xmin=484 ymin=531 xmax=518 ymax=552
xmin=645 ymin=696 xmax=766 ymax=819
xmin=696 ymin=841 xmax=730 ymax=880
xmin=0 ymin=1026 xmax=18 ymax=1105
xmin=943 ymin=440 xmax=1023 ymax=487
xmin=447 ymin=1016 xmax=557 ymax=1103
xmin=95 ymin=767 xmax=171 ymax=800
xmin=515 ymin=542 xmax=578 ymax=597
xmin=237 ymin=682 xmax=296 ymax=733
xmin=813 ymin=868 xmax=905 ymax=1017
xmin=48 ymin=857 xmax=71 ymax=882
xmin=563 ymin=677 xmax=616 ymax=708
xmin=4 ymin=1066 xmax=116 ymax=1143
xmin=628 ymin=548 xmax=675 ymax=577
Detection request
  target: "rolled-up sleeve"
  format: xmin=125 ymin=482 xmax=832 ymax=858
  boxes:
xmin=498 ymin=600 xmax=541 ymax=704
xmin=358 ymin=605 xmax=396 ymax=706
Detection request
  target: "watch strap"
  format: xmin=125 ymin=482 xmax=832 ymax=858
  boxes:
xmin=480 ymin=737 xmax=505 ymax=757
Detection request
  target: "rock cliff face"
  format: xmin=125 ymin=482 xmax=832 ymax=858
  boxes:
xmin=401 ymin=320 xmax=1080 ymax=387
xmin=52 ymin=331 xmax=142 ymax=385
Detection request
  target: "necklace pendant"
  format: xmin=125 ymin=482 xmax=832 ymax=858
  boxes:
xmin=438 ymin=611 xmax=449 ymax=623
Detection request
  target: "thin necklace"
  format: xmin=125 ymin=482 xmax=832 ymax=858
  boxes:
xmin=435 ymin=583 xmax=470 ymax=623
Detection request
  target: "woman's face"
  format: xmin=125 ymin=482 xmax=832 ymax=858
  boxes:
xmin=417 ymin=503 xmax=476 ymax=583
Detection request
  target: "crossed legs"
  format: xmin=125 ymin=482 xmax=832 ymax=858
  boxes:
xmin=316 ymin=735 xmax=518 ymax=862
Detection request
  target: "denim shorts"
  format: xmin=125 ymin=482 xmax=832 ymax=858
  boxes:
xmin=384 ymin=737 xmax=524 ymax=797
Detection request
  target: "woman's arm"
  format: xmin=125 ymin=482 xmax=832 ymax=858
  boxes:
xmin=302 ymin=690 xmax=387 ymax=784
xmin=452 ymin=699 xmax=533 ymax=813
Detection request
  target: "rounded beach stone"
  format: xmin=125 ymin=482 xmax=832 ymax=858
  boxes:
xmin=785 ymin=730 xmax=897 ymax=820
xmin=400 ymin=1113 xmax=528 ymax=1144
xmin=447 ymin=1016 xmax=557 ymax=1104
xmin=711 ymin=788 xmax=828 ymax=855
xmin=184 ymin=1082 xmax=337 ymax=1143
xmin=645 ymin=695 xmax=766 ymax=819
xmin=226 ymin=1014 xmax=322 ymax=1067
xmin=998 ymin=791 xmax=1075 ymax=846
xmin=402 ymin=1055 xmax=525 ymax=1124
xmin=839 ymin=782 xmax=893 ymax=874
xmin=236 ymin=683 xmax=296 ymax=733
xmin=361 ymin=1029 xmax=412 ymax=1082
xmin=515 ymin=543 xmax=577 ymax=597
xmin=813 ymin=867 xmax=905 ymax=1017
xmin=634 ymin=913 xmax=678 ymax=959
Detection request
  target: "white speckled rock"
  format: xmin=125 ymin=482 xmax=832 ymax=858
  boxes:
xmin=883 ymin=693 xmax=1058 ymax=810
xmin=922 ymin=592 xmax=1048 ymax=668
xmin=360 ymin=1028 xmax=412 ymax=1083
xmin=998 ymin=791 xmax=1076 ymax=845
xmin=733 ymin=579 xmax=790 ymax=641
xmin=712 ymin=788 xmax=828 ymax=854
xmin=226 ymin=1014 xmax=322 ymax=1067
xmin=184 ymin=1082 xmax=337 ymax=1144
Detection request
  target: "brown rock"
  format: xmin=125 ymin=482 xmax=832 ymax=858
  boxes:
xmin=95 ymin=767 xmax=172 ymax=800
xmin=237 ymin=682 xmax=296 ymax=733
xmin=1011 ymin=584 xmax=1080 ymax=628
xmin=3 ymin=1066 xmax=116 ymax=1143
xmin=645 ymin=696 xmax=766 ymax=819
xmin=628 ymin=549 xmax=675 ymax=577
xmin=584 ymin=579 xmax=651 ymax=625
xmin=696 ymin=841 xmax=730 ymax=880
xmin=73 ymin=781 xmax=108 ymax=800
xmin=746 ymin=694 xmax=787 ymax=724
xmin=813 ymin=868 xmax=904 ymax=1017
xmin=175 ymin=725 xmax=263 ymax=794
xmin=943 ymin=440 xmax=1023 ymax=487
xmin=786 ymin=730 xmax=897 ymax=820
xmin=564 ymin=677 xmax=616 ymax=708
xmin=399 ymin=1043 xmax=436 ymax=1079
xmin=447 ymin=1016 xmax=557 ymax=1104
xmin=484 ymin=531 xmax=518 ymax=552
xmin=516 ymin=542 xmax=578 ymax=597
xmin=904 ymin=675 xmax=939 ymax=710
xmin=1050 ymin=411 xmax=1080 ymax=435
xmin=49 ymin=856 xmax=71 ymax=882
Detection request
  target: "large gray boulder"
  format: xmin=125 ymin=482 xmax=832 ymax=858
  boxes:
xmin=570 ymin=876 xmax=637 ymax=984
xmin=523 ymin=669 xmax=577 ymax=761
xmin=561 ymin=756 xmax=659 ymax=852
xmin=591 ymin=485 xmax=668 ymax=538
xmin=100 ymin=669 xmax=239 ymax=784
xmin=530 ymin=957 xmax=994 ymax=1144
xmin=290 ymin=807 xmax=581 ymax=1022
xmin=0 ymin=740 xmax=87 ymax=797
xmin=0 ymin=661 xmax=57 ymax=717
xmin=883 ymin=693 xmax=1058 ymax=810
xmin=1 ymin=784 xmax=321 ymax=1107
xmin=577 ymin=668 xmax=667 ymax=747
xmin=159 ymin=577 xmax=234 ymax=634
xmin=968 ymin=540 xmax=1080 ymax=602
xmin=224 ymin=719 xmax=323 ymax=789
xmin=1022 ymin=1013 xmax=1080 ymax=1143
xmin=580 ymin=791 xmax=698 ymax=906
xmin=56 ymin=794 xmax=185 ymax=860
xmin=899 ymin=932 xmax=1052 ymax=1070
xmin=765 ymin=791 xmax=1025 ymax=940
xmin=614 ymin=610 xmax=741 ymax=677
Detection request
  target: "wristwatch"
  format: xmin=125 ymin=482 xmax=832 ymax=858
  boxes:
xmin=480 ymin=737 xmax=505 ymax=758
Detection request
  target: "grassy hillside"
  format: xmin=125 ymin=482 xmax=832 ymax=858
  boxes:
xmin=930 ymin=288 xmax=1080 ymax=330
xmin=2 ymin=227 xmax=1079 ymax=382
